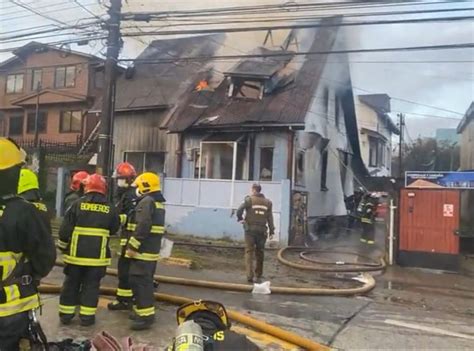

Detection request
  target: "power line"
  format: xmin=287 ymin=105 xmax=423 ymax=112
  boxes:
xmin=72 ymin=0 xmax=103 ymax=20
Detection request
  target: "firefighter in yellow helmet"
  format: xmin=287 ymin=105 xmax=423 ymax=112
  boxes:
xmin=17 ymin=168 xmax=51 ymax=230
xmin=124 ymin=172 xmax=165 ymax=330
xmin=0 ymin=138 xmax=56 ymax=349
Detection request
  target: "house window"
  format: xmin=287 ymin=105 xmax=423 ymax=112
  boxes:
xmin=55 ymin=66 xmax=76 ymax=88
xmin=124 ymin=152 xmax=165 ymax=174
xmin=335 ymin=95 xmax=340 ymax=128
xmin=321 ymin=148 xmax=329 ymax=191
xmin=60 ymin=111 xmax=82 ymax=133
xmin=228 ymin=79 xmax=263 ymax=100
xmin=27 ymin=112 xmax=47 ymax=134
xmin=9 ymin=114 xmax=24 ymax=136
xmin=369 ymin=136 xmax=386 ymax=167
xmin=6 ymin=74 xmax=24 ymax=94
xmin=295 ymin=150 xmax=305 ymax=186
xmin=259 ymin=147 xmax=273 ymax=181
xmin=31 ymin=69 xmax=42 ymax=90
xmin=199 ymin=140 xmax=246 ymax=180
xmin=369 ymin=137 xmax=378 ymax=167
xmin=193 ymin=149 xmax=205 ymax=179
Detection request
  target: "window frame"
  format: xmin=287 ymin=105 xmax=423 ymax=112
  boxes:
xmin=8 ymin=114 xmax=24 ymax=136
xmin=6 ymin=73 xmax=24 ymax=94
xmin=31 ymin=69 xmax=42 ymax=90
xmin=123 ymin=151 xmax=166 ymax=174
xmin=368 ymin=137 xmax=378 ymax=167
xmin=26 ymin=111 xmax=47 ymax=134
xmin=54 ymin=65 xmax=76 ymax=88
xmin=295 ymin=149 xmax=306 ymax=186
xmin=59 ymin=110 xmax=83 ymax=133
xmin=259 ymin=146 xmax=274 ymax=181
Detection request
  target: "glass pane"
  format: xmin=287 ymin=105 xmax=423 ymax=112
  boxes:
xmin=9 ymin=116 xmax=23 ymax=135
xmin=260 ymin=147 xmax=273 ymax=181
xmin=6 ymin=75 xmax=15 ymax=93
xmin=55 ymin=67 xmax=65 ymax=88
xmin=125 ymin=152 xmax=144 ymax=173
xmin=32 ymin=69 xmax=42 ymax=90
xmin=15 ymin=74 xmax=23 ymax=92
xmin=201 ymin=142 xmax=234 ymax=179
xmin=145 ymin=153 xmax=165 ymax=173
xmin=70 ymin=111 xmax=82 ymax=132
xmin=65 ymin=66 xmax=76 ymax=87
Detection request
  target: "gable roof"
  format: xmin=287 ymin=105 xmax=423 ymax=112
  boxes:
xmin=167 ymin=16 xmax=343 ymax=133
xmin=10 ymin=89 xmax=88 ymax=106
xmin=358 ymin=94 xmax=400 ymax=135
xmin=457 ymin=101 xmax=474 ymax=133
xmin=0 ymin=41 xmax=103 ymax=69
xmin=91 ymin=34 xmax=224 ymax=113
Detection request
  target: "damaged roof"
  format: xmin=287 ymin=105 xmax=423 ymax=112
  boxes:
xmin=91 ymin=34 xmax=224 ymax=112
xmin=358 ymin=94 xmax=400 ymax=135
xmin=167 ymin=17 xmax=344 ymax=132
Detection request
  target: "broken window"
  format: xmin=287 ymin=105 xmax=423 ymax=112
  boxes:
xmin=228 ymin=79 xmax=264 ymax=100
xmin=259 ymin=147 xmax=274 ymax=181
xmin=124 ymin=152 xmax=165 ymax=174
xmin=295 ymin=150 xmax=305 ymax=186
xmin=321 ymin=148 xmax=329 ymax=191
xmin=199 ymin=136 xmax=246 ymax=180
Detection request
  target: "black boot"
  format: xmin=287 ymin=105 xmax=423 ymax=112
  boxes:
xmin=60 ymin=314 xmax=74 ymax=325
xmin=107 ymin=300 xmax=131 ymax=311
xmin=130 ymin=317 xmax=154 ymax=330
xmin=80 ymin=315 xmax=96 ymax=327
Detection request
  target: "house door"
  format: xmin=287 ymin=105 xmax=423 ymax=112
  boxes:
xmin=399 ymin=189 xmax=460 ymax=255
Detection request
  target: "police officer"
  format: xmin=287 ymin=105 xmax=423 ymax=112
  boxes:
xmin=63 ymin=170 xmax=88 ymax=213
xmin=17 ymin=168 xmax=51 ymax=230
xmin=58 ymin=173 xmax=120 ymax=326
xmin=125 ymin=172 xmax=165 ymax=330
xmin=0 ymin=138 xmax=56 ymax=350
xmin=360 ymin=193 xmax=378 ymax=245
xmin=236 ymin=183 xmax=275 ymax=283
xmin=108 ymin=162 xmax=137 ymax=310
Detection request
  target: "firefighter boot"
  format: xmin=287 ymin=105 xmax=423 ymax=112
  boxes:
xmin=80 ymin=315 xmax=96 ymax=327
xmin=130 ymin=316 xmax=155 ymax=331
xmin=107 ymin=300 xmax=132 ymax=311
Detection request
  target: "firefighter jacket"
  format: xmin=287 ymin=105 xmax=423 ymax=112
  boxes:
xmin=19 ymin=189 xmax=51 ymax=232
xmin=63 ymin=191 xmax=81 ymax=213
xmin=0 ymin=196 xmax=56 ymax=318
xmin=58 ymin=193 xmax=120 ymax=266
xmin=125 ymin=191 xmax=165 ymax=261
xmin=115 ymin=187 xmax=138 ymax=247
xmin=360 ymin=199 xmax=376 ymax=225
xmin=236 ymin=194 xmax=275 ymax=234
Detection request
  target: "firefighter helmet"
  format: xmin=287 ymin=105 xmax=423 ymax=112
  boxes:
xmin=132 ymin=172 xmax=161 ymax=194
xmin=83 ymin=173 xmax=107 ymax=195
xmin=113 ymin=162 xmax=137 ymax=179
xmin=18 ymin=168 xmax=39 ymax=194
xmin=71 ymin=171 xmax=89 ymax=191
xmin=0 ymin=138 xmax=26 ymax=170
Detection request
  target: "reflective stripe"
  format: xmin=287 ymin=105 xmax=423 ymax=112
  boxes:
xmin=252 ymin=205 xmax=268 ymax=210
xmin=120 ymin=238 xmax=128 ymax=246
xmin=150 ymin=225 xmax=164 ymax=234
xmin=129 ymin=236 xmax=141 ymax=250
xmin=80 ymin=306 xmax=97 ymax=316
xmin=361 ymin=218 xmax=373 ymax=224
xmin=134 ymin=305 xmax=155 ymax=317
xmin=125 ymin=252 xmax=160 ymax=261
xmin=360 ymin=238 xmax=367 ymax=243
xmin=117 ymin=288 xmax=133 ymax=298
xmin=64 ymin=255 xmax=111 ymax=266
xmin=119 ymin=214 xmax=127 ymax=225
xmin=127 ymin=223 xmax=136 ymax=231
xmin=57 ymin=240 xmax=68 ymax=250
xmin=59 ymin=304 xmax=76 ymax=314
xmin=4 ymin=284 xmax=20 ymax=302
xmin=33 ymin=202 xmax=47 ymax=212
xmin=0 ymin=294 xmax=40 ymax=317
xmin=367 ymin=240 xmax=375 ymax=245
xmin=0 ymin=252 xmax=22 ymax=280
xmin=155 ymin=202 xmax=164 ymax=209
xmin=72 ymin=227 xmax=110 ymax=236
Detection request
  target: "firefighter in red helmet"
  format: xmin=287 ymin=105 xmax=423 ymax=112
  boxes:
xmin=108 ymin=162 xmax=138 ymax=311
xmin=63 ymin=171 xmax=89 ymax=213
xmin=58 ymin=173 xmax=120 ymax=326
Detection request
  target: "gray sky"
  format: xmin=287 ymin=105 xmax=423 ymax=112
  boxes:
xmin=1 ymin=0 xmax=473 ymax=138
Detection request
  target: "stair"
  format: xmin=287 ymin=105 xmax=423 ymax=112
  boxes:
xmin=78 ymin=121 xmax=101 ymax=155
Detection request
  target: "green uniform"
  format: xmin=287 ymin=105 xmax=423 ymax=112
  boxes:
xmin=236 ymin=193 xmax=275 ymax=281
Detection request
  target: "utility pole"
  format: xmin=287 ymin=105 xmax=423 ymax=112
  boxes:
xmin=34 ymin=82 xmax=41 ymax=148
xmin=97 ymin=0 xmax=122 ymax=177
xmin=398 ymin=113 xmax=405 ymax=179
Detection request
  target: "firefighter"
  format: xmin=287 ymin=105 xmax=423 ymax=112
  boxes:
xmin=17 ymin=168 xmax=51 ymax=230
xmin=58 ymin=173 xmax=120 ymax=326
xmin=63 ymin=170 xmax=89 ymax=212
xmin=108 ymin=162 xmax=137 ymax=310
xmin=125 ymin=172 xmax=165 ymax=330
xmin=344 ymin=187 xmax=365 ymax=235
xmin=360 ymin=193 xmax=379 ymax=245
xmin=0 ymin=138 xmax=56 ymax=350
xmin=236 ymin=183 xmax=275 ymax=283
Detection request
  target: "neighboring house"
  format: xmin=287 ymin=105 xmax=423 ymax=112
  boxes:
xmin=354 ymin=94 xmax=400 ymax=176
xmin=436 ymin=128 xmax=459 ymax=145
xmin=0 ymin=41 xmax=103 ymax=144
xmin=165 ymin=17 xmax=362 ymax=243
xmin=89 ymin=35 xmax=223 ymax=176
xmin=457 ymin=102 xmax=474 ymax=171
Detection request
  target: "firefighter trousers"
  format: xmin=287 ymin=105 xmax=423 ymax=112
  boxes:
xmin=244 ymin=231 xmax=267 ymax=280
xmin=361 ymin=222 xmax=375 ymax=244
xmin=59 ymin=264 xmax=106 ymax=319
xmin=129 ymin=260 xmax=157 ymax=321
xmin=116 ymin=253 xmax=133 ymax=303
xmin=0 ymin=311 xmax=29 ymax=351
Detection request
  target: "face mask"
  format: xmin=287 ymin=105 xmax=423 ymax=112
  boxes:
xmin=117 ymin=179 xmax=128 ymax=188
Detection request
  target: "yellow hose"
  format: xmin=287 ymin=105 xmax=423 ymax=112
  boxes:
xmin=38 ymin=284 xmax=331 ymax=351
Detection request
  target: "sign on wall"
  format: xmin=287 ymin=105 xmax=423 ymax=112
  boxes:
xmin=405 ymin=171 xmax=474 ymax=189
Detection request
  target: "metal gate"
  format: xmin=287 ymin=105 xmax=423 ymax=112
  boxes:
xmin=399 ymin=189 xmax=460 ymax=268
